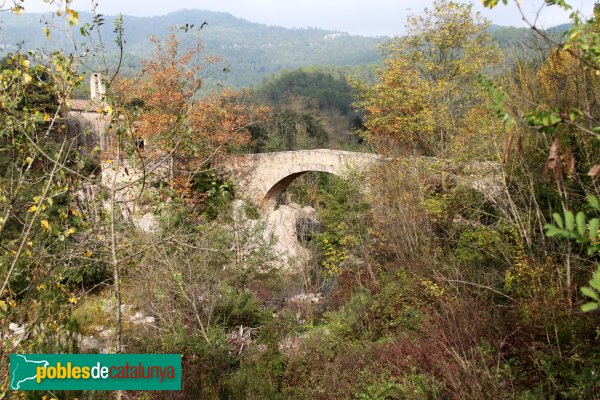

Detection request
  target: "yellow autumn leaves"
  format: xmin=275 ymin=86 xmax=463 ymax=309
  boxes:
xmin=97 ymin=105 xmax=113 ymax=116
xmin=321 ymin=237 xmax=355 ymax=276
xmin=26 ymin=194 xmax=81 ymax=236
xmin=21 ymin=73 xmax=32 ymax=84
xmin=353 ymin=0 xmax=502 ymax=158
xmin=28 ymin=204 xmax=46 ymax=213
xmin=37 ymin=278 xmax=79 ymax=305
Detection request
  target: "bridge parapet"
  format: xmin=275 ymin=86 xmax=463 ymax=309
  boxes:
xmin=224 ymin=149 xmax=385 ymax=208
xmin=222 ymin=149 xmax=502 ymax=210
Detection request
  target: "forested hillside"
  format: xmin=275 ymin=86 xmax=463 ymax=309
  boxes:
xmin=0 ymin=10 xmax=569 ymax=88
xmin=1 ymin=0 xmax=600 ymax=399
xmin=0 ymin=10 xmax=383 ymax=87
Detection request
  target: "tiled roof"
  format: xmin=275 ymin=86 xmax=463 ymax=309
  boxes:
xmin=69 ymin=99 xmax=103 ymax=112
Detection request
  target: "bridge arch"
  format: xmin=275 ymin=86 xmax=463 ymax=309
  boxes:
xmin=226 ymin=149 xmax=385 ymax=209
xmin=260 ymin=164 xmax=341 ymax=208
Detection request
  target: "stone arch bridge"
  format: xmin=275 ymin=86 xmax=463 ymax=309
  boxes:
xmin=224 ymin=149 xmax=502 ymax=209
xmin=225 ymin=149 xmax=385 ymax=208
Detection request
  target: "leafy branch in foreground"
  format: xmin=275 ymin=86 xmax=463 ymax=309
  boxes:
xmin=544 ymin=195 xmax=600 ymax=311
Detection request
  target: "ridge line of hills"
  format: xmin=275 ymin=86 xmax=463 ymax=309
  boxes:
xmin=0 ymin=9 xmax=570 ymax=88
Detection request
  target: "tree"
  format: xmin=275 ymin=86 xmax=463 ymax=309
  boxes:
xmin=0 ymin=3 xmax=114 ymax=396
xmin=482 ymin=0 xmax=600 ymax=296
xmin=257 ymin=68 xmax=356 ymax=115
xmin=0 ymin=5 xmax=275 ymax=398
xmin=104 ymin=34 xmax=273 ymax=387
xmin=114 ymin=33 xmax=269 ymax=189
xmin=353 ymin=0 xmax=502 ymax=157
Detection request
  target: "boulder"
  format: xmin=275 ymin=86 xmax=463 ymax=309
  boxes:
xmin=133 ymin=212 xmax=159 ymax=234
xmin=79 ymin=335 xmax=101 ymax=352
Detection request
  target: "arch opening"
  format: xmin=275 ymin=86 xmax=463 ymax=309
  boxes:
xmin=261 ymin=169 xmax=340 ymax=208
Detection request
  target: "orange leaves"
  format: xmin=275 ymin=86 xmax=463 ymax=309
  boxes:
xmin=189 ymin=88 xmax=268 ymax=153
xmin=113 ymin=32 xmax=271 ymax=174
xmin=171 ymin=176 xmax=205 ymax=205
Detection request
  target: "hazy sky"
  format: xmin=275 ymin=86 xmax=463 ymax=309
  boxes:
xmin=24 ymin=0 xmax=596 ymax=36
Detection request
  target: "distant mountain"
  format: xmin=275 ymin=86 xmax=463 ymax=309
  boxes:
xmin=547 ymin=23 xmax=572 ymax=33
xmin=0 ymin=10 xmax=573 ymax=88
xmin=489 ymin=23 xmax=570 ymax=61
xmin=0 ymin=10 xmax=383 ymax=87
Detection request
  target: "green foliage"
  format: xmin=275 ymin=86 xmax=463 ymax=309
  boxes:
xmin=421 ymin=195 xmax=451 ymax=219
xmin=544 ymin=196 xmax=600 ymax=311
xmin=213 ymin=289 xmax=271 ymax=328
xmin=580 ymin=268 xmax=600 ymax=311
xmin=354 ymin=370 xmax=441 ymax=400
xmin=0 ymin=10 xmax=383 ymax=88
xmin=545 ymin=196 xmax=600 ymax=252
xmin=482 ymin=0 xmax=508 ymax=8
xmin=353 ymin=0 xmax=502 ymax=157
xmin=525 ymin=108 xmax=579 ymax=134
xmin=257 ymin=68 xmax=356 ymax=115
xmin=192 ymin=171 xmax=235 ymax=220
xmin=477 ymin=75 xmax=514 ymax=126
xmin=251 ymin=104 xmax=331 ymax=152
xmin=455 ymin=227 xmax=502 ymax=265
xmin=315 ymin=172 xmax=370 ymax=275
xmin=225 ymin=314 xmax=298 ymax=399
xmin=249 ymin=85 xmax=366 ymax=153
xmin=324 ymin=270 xmax=424 ymax=341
